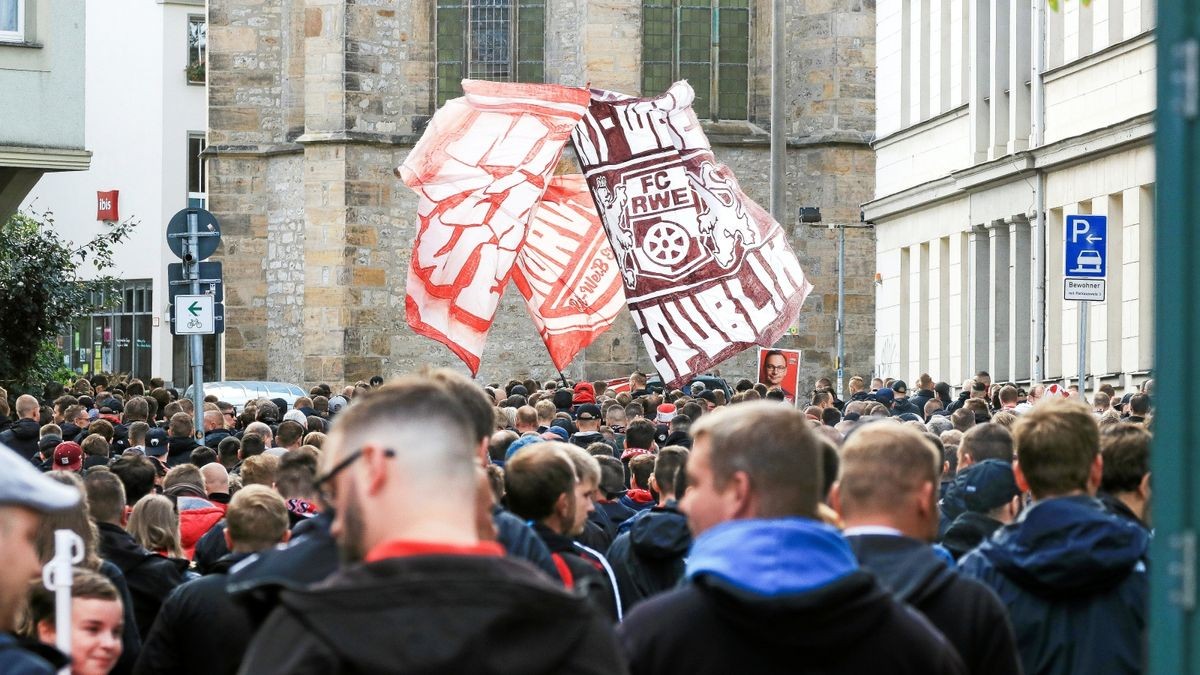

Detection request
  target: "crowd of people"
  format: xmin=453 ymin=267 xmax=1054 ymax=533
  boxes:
xmin=0 ymin=367 xmax=1152 ymax=674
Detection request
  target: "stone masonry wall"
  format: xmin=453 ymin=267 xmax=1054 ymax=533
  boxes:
xmin=208 ymin=0 xmax=877 ymax=390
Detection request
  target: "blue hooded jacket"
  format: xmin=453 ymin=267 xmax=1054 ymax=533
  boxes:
xmin=959 ymin=495 xmax=1148 ymax=675
xmin=617 ymin=518 xmax=967 ymax=675
xmin=685 ymin=518 xmax=857 ymax=596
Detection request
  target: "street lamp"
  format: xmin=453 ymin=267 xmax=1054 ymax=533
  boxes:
xmin=801 ymin=206 xmax=873 ymax=401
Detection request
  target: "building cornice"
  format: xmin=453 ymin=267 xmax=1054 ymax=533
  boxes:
xmin=872 ymin=104 xmax=970 ymax=150
xmin=863 ymin=112 xmax=1154 ymax=222
xmin=0 ymin=145 xmax=91 ymax=171
xmin=1042 ymin=30 xmax=1155 ymax=85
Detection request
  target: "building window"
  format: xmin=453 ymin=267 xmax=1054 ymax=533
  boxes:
xmin=642 ymin=0 xmax=750 ymax=121
xmin=187 ymin=15 xmax=206 ymax=84
xmin=0 ymin=0 xmax=24 ymax=43
xmin=65 ymin=281 xmax=154 ymax=379
xmin=187 ymin=133 xmax=206 ymax=208
xmin=436 ymin=0 xmax=546 ymax=107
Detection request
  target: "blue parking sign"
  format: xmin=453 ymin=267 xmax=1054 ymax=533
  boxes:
xmin=1064 ymin=214 xmax=1106 ymax=278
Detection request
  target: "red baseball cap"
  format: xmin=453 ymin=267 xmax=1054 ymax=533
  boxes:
xmin=52 ymin=442 xmax=83 ymax=472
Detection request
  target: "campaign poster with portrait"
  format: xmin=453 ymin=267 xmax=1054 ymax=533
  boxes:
xmin=757 ymin=347 xmax=802 ymax=405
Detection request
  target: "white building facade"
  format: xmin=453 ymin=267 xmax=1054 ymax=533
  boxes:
xmin=22 ymin=0 xmax=209 ymax=385
xmin=865 ymin=0 xmax=1155 ymax=394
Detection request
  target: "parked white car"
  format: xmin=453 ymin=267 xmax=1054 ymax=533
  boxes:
xmin=183 ymin=381 xmax=307 ymax=412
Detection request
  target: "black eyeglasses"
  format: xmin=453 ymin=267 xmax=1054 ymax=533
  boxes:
xmin=313 ymin=447 xmax=396 ymax=510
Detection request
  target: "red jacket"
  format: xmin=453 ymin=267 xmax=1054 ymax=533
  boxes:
xmin=179 ymin=506 xmax=225 ymax=560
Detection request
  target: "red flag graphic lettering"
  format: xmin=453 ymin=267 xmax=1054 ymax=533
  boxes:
xmin=512 ymin=175 xmax=626 ymax=372
xmin=397 ymin=80 xmax=591 ymax=373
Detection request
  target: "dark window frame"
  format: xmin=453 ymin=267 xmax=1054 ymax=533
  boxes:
xmin=187 ymin=14 xmax=206 ymax=85
xmin=435 ymin=0 xmax=546 ymax=107
xmin=642 ymin=0 xmax=750 ymax=121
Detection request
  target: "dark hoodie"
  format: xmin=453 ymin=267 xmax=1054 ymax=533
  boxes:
xmin=606 ymin=504 xmax=691 ymax=613
xmin=941 ymin=511 xmax=1005 ymax=560
xmin=960 ymin=495 xmax=1149 ymax=675
xmin=239 ymin=553 xmax=626 ymax=675
xmin=0 ymin=417 xmax=40 ymax=460
xmin=847 ymin=534 xmax=1020 ymax=675
xmin=618 ymin=519 xmax=966 ymax=675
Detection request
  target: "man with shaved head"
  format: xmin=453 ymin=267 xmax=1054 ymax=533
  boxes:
xmin=240 ymin=377 xmax=623 ymax=673
xmin=0 ymin=394 xmax=41 ymax=460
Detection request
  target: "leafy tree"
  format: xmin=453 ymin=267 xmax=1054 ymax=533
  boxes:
xmin=0 ymin=210 xmax=137 ymax=392
xmin=1048 ymin=0 xmax=1091 ymax=11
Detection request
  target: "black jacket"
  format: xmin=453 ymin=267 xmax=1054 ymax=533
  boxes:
xmin=891 ymin=397 xmax=923 ymax=417
xmin=569 ymin=431 xmax=608 ymax=449
xmin=910 ymin=389 xmax=937 ymax=415
xmin=598 ymin=500 xmax=638 ymax=532
xmin=227 ymin=513 xmax=341 ymax=628
xmin=618 ymin=518 xmax=966 ymax=675
xmin=847 ymin=534 xmax=1020 ymax=675
xmin=97 ymin=522 xmax=190 ymax=638
xmin=83 ymin=454 xmax=111 ymax=471
xmin=0 ymin=418 xmax=40 ymax=460
xmin=238 ymin=554 xmax=626 ymax=675
xmin=661 ymin=430 xmax=692 ymax=449
xmin=533 ymin=522 xmax=621 ymax=622
xmin=606 ymin=504 xmax=690 ymax=613
xmin=203 ymin=429 xmax=232 ymax=449
xmin=165 ymin=436 xmax=199 ymax=467
xmin=110 ymin=423 xmax=131 ymax=454
xmin=59 ymin=422 xmax=84 ymax=445
xmin=583 ymin=507 xmax=616 ymax=551
xmin=942 ymin=511 xmax=1005 ymax=561
xmin=98 ymin=560 xmax=142 ymax=675
xmin=134 ymin=554 xmax=254 ymax=675
xmin=960 ymin=495 xmax=1149 ymax=675
xmin=1099 ymin=492 xmax=1149 ymax=531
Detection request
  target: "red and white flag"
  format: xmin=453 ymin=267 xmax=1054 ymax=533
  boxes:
xmin=512 ymin=174 xmax=626 ymax=371
xmin=397 ymin=80 xmax=594 ymax=374
xmin=571 ymin=81 xmax=813 ymax=389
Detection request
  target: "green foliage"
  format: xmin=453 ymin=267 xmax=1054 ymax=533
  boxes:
xmin=1048 ymin=0 xmax=1092 ymax=11
xmin=0 ymin=210 xmax=137 ymax=390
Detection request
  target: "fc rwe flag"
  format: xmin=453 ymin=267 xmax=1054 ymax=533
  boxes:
xmin=571 ymin=81 xmax=812 ymax=388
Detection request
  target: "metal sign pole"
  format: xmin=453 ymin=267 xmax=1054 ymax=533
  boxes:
xmin=187 ymin=211 xmax=204 ymax=440
xmin=1077 ymin=300 xmax=1087 ymax=398
xmin=836 ymin=223 xmax=845 ymax=400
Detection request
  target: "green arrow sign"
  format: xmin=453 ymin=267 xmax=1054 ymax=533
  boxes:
xmin=188 ymin=301 xmax=202 ymax=316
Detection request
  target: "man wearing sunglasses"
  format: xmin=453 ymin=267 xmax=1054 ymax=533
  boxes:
xmin=240 ymin=376 xmax=625 ymax=674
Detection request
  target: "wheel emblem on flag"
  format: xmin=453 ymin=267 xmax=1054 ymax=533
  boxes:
xmin=643 ymin=222 xmax=689 ymax=266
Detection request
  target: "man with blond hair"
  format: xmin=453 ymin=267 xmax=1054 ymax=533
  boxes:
xmin=960 ymin=399 xmax=1148 ymax=675
xmin=618 ymin=402 xmax=964 ymax=674
xmin=241 ymin=378 xmax=622 ymax=673
xmin=833 ymin=424 xmax=1019 ymax=675
xmin=136 ymin=485 xmax=291 ymax=673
